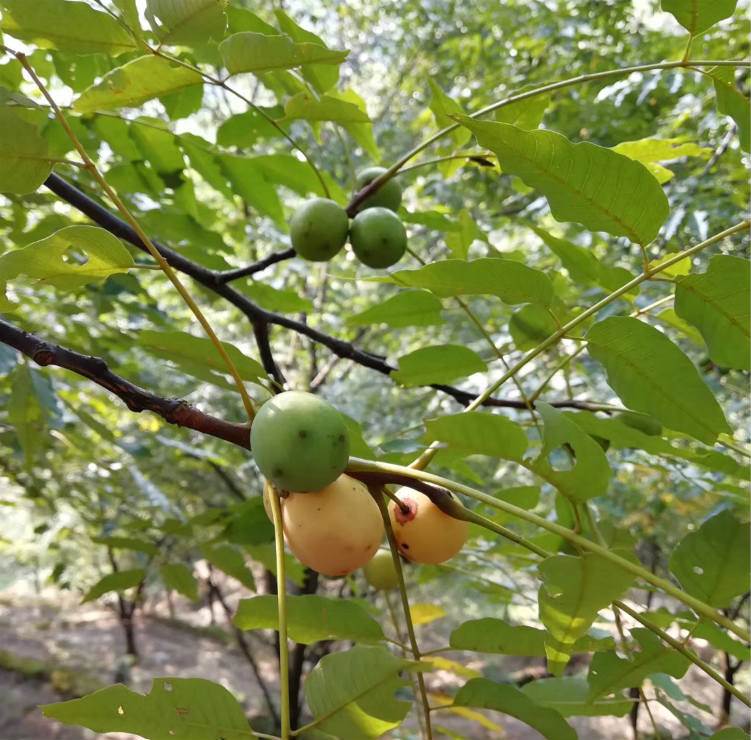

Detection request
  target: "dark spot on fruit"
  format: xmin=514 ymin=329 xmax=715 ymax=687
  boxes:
xmin=298 ymin=429 xmax=308 ymax=439
xmin=401 ymin=542 xmax=410 ymax=550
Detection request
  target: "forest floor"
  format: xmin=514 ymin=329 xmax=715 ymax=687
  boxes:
xmin=0 ymin=587 xmax=746 ymax=739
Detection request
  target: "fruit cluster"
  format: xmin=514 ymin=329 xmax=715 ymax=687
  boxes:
xmin=253 ymin=391 xmax=468 ymax=582
xmin=289 ymin=167 xmax=408 ymax=269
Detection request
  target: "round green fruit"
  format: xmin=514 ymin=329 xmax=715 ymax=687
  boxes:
xmin=289 ymin=198 xmax=349 ymax=262
xmin=363 ymin=549 xmax=399 ymax=590
xmin=354 ymin=166 xmax=402 ymax=212
xmin=250 ymin=391 xmax=350 ymax=492
xmin=349 ymin=207 xmax=407 ymax=269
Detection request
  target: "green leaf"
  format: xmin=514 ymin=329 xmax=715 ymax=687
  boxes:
xmin=234 ymin=594 xmax=385 ymax=644
xmin=220 ymin=32 xmax=348 ymax=76
xmin=711 ymin=728 xmax=750 ymax=740
xmin=587 ymin=316 xmax=730 ymax=444
xmin=530 ymin=403 xmax=611 ymax=502
xmin=82 ymin=569 xmax=145 ymax=603
xmin=612 ymin=138 xmax=710 ymax=184
xmin=587 ymin=628 xmax=690 ymax=699
xmin=8 ymin=364 xmax=47 ymax=465
xmin=428 ymin=79 xmax=471 ymax=149
xmin=0 ymin=0 xmax=138 ymax=54
xmin=509 ymin=304 xmax=557 ymax=350
xmin=145 ymin=0 xmax=228 ymax=45
xmin=0 ymin=107 xmax=55 ymax=195
xmin=347 ymin=290 xmax=444 ymax=328
xmin=539 ymin=552 xmax=635 ymax=673
xmin=238 ymin=282 xmax=313 ymax=314
xmin=0 ymin=225 xmax=134 ymax=290
xmin=660 ymin=0 xmax=738 ymax=35
xmin=522 ymin=677 xmax=632 ymax=717
xmin=390 ymin=258 xmax=554 ymax=306
xmin=219 ymin=155 xmax=283 ymax=224
xmin=445 ymin=210 xmax=486 ymax=259
xmin=201 ymin=544 xmax=255 ymax=590
xmin=113 ymin=0 xmax=142 ymax=39
xmin=392 ymin=344 xmax=486 ymax=387
xmin=303 ymin=645 xmax=418 ymax=739
xmin=710 ymin=67 xmax=750 ymax=152
xmin=333 ymin=89 xmax=380 ymax=160
xmin=160 ymin=563 xmax=198 ymax=601
xmin=91 ymin=536 xmax=158 ymax=556
xmin=42 ymin=678 xmax=254 ymax=739
xmin=675 ymin=255 xmax=750 ymax=370
xmin=457 ymin=117 xmax=669 ymax=245
xmin=669 ymin=509 xmax=750 ymax=608
xmin=73 ymin=56 xmax=203 ymax=114
xmin=138 ymin=329 xmax=266 ymax=383
xmin=690 ymin=619 xmax=750 ymax=663
xmin=453 ymin=678 xmax=576 ymax=740
xmin=423 ymin=412 xmax=528 ymax=460
xmin=284 ymin=92 xmax=370 ymax=123
xmin=495 ymin=89 xmax=549 ymax=130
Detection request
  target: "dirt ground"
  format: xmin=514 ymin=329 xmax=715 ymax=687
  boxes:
xmin=0 ymin=589 xmax=747 ymax=739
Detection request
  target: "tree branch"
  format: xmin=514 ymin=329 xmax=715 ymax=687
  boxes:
xmin=217 ymin=248 xmax=296 ymax=283
xmin=43 ymin=173 xmax=611 ymax=414
xmin=0 ymin=317 xmax=250 ymax=449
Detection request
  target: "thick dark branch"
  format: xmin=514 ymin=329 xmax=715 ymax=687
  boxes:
xmin=43 ymin=173 xmax=605 ymax=413
xmin=0 ymin=317 xmax=250 ymax=449
xmin=217 ymin=248 xmax=296 ymax=282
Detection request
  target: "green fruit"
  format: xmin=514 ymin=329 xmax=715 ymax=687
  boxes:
xmin=363 ymin=549 xmax=399 ymax=590
xmin=354 ymin=166 xmax=402 ymax=212
xmin=289 ymin=198 xmax=349 ymax=262
xmin=349 ymin=207 xmax=407 ymax=268
xmin=250 ymin=391 xmax=350 ymax=492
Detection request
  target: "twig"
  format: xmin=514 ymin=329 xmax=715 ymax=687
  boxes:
xmin=218 ymin=249 xmax=297 ymax=283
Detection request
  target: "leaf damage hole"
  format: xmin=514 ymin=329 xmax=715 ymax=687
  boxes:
xmin=116 ymin=705 xmax=125 ymax=716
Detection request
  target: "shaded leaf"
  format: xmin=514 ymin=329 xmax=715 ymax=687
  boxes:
xmin=160 ymin=563 xmax=198 ymax=601
xmin=0 ymin=107 xmax=55 ymax=195
xmin=74 ymin=56 xmax=203 ymax=114
xmin=8 ymin=364 xmax=47 ymax=465
xmin=303 ymin=646 xmax=418 ymax=739
xmin=145 ymin=0 xmax=227 ymax=45
xmin=675 ymin=255 xmax=750 ymax=370
xmin=392 ymin=344 xmax=486 ymax=387
xmin=669 ymin=509 xmax=750 ymax=608
xmin=390 ymin=258 xmax=554 ymax=306
xmin=530 ymin=403 xmax=611 ymax=501
xmin=453 ymin=678 xmax=576 ymax=740
xmin=347 ymin=290 xmax=444 ymax=328
xmin=710 ymin=67 xmax=750 ymax=152
xmin=661 ymin=0 xmax=738 ymax=35
xmin=587 ymin=628 xmax=690 ymax=699
xmin=522 ymin=677 xmax=632 ymax=717
xmin=510 ymin=304 xmax=557 ymax=350
xmin=201 ymin=544 xmax=255 ymax=590
xmin=234 ymin=595 xmax=385 ymax=644
xmin=457 ymin=117 xmax=669 ymax=245
xmin=423 ymin=412 xmax=528 ymax=460
xmin=587 ymin=316 xmax=730 ymax=444
xmin=91 ymin=536 xmax=158 ymax=556
xmin=42 ymin=678 xmax=253 ymax=739
xmin=220 ymin=32 xmax=348 ymax=76
xmin=82 ymin=569 xmax=145 ymax=603
xmin=0 ymin=0 xmax=137 ymax=54
xmin=285 ymin=92 xmax=369 ymax=123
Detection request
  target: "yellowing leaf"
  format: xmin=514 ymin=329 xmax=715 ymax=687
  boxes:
xmin=410 ymin=603 xmax=447 ymax=626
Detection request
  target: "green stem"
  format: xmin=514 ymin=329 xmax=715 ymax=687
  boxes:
xmin=374 ymin=491 xmax=433 ymax=740
xmin=348 ymin=458 xmax=751 ymax=644
xmin=409 ymin=219 xmax=750 ymax=469
xmin=268 ymin=490 xmax=291 ymax=740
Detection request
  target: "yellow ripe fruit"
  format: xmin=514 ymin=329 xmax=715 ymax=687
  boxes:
xmin=388 ymin=487 xmax=468 ymax=564
xmin=282 ymin=474 xmax=384 ymax=577
xmin=363 ymin=549 xmax=399 ymax=590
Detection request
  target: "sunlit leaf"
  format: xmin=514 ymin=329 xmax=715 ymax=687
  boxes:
xmin=660 ymin=0 xmax=738 ymax=35
xmin=710 ymin=66 xmax=750 ymax=152
xmin=145 ymin=0 xmax=228 ymax=45
xmin=82 ymin=569 xmax=145 ymax=603
xmin=522 ymin=676 xmax=632 ymax=716
xmin=347 ymin=290 xmax=443 ymax=328
xmin=612 ymin=137 xmax=710 ymax=183
xmin=91 ymin=536 xmax=158 ymax=556
xmin=392 ymin=344 xmax=486 ymax=387
xmin=201 ymin=544 xmax=255 ymax=590
xmin=160 ymin=563 xmax=198 ymax=601
xmin=0 ymin=107 xmax=56 ymax=195
xmin=424 ymin=412 xmax=528 ymax=460
xmin=285 ymin=92 xmax=370 ymax=123
xmin=410 ymin=603 xmax=446 ymax=626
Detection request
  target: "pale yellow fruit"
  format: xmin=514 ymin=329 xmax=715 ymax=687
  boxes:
xmin=282 ymin=474 xmax=384 ymax=577
xmin=388 ymin=487 xmax=468 ymax=564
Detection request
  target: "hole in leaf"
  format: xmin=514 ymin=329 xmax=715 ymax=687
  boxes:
xmin=117 ymin=705 xmax=125 ymax=716
xmin=163 ymin=681 xmax=173 ymax=692
xmin=547 ymin=445 xmax=575 ymax=472
xmin=62 ymin=248 xmax=89 ymax=266
xmin=692 ymin=566 xmax=704 ymax=576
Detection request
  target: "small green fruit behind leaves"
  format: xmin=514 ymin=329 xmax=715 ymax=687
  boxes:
xmin=388 ymin=487 xmax=468 ymax=564
xmin=350 ymin=207 xmax=407 ymax=269
xmin=363 ymin=549 xmax=400 ymax=590
xmin=289 ymin=197 xmax=349 ymax=261
xmin=354 ymin=166 xmax=403 ymax=212
xmin=250 ymin=391 xmax=350 ymax=492
xmin=282 ymin=474 xmax=384 ymax=577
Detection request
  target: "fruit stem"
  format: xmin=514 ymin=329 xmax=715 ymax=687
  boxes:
xmin=268 ymin=490 xmax=291 ymax=739
xmin=373 ymin=488 xmax=434 ymax=740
